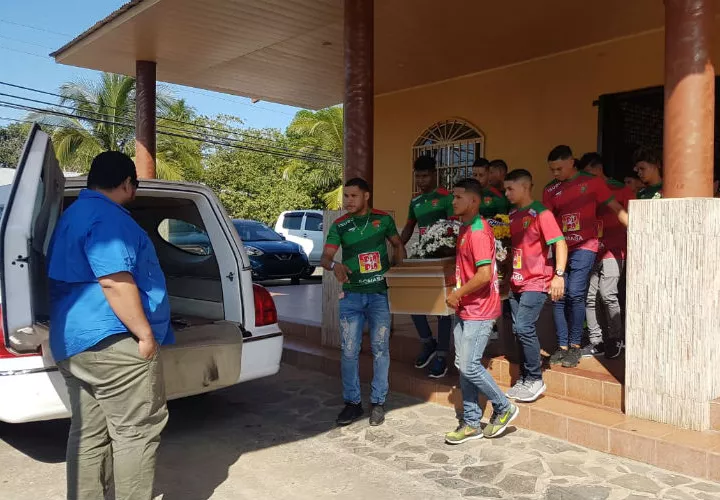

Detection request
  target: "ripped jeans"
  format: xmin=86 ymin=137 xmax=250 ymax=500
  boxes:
xmin=339 ymin=292 xmax=391 ymax=405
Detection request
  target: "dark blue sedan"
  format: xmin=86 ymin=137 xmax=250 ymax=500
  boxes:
xmin=233 ymin=219 xmax=309 ymax=284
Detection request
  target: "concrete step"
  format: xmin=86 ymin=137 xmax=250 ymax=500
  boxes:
xmin=282 ymin=336 xmax=720 ymax=483
xmin=279 ymin=320 xmax=624 ymax=412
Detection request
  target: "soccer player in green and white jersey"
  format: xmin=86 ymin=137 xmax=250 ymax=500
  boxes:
xmin=634 ymin=147 xmax=663 ymax=200
xmin=322 ymin=178 xmax=406 ymax=427
xmin=401 ymin=155 xmax=454 ymax=378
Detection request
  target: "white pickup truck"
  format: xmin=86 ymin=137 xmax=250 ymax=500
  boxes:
xmin=0 ymin=126 xmax=284 ymax=423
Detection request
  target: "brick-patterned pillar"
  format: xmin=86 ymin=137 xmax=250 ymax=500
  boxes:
xmin=135 ymin=60 xmax=157 ymax=179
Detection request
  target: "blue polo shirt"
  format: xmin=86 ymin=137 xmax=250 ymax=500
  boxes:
xmin=47 ymin=189 xmax=174 ymax=361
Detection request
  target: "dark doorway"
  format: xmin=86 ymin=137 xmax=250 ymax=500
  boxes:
xmin=597 ymin=78 xmax=720 ymax=181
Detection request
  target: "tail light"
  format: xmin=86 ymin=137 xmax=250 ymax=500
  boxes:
xmin=253 ymin=284 xmax=278 ymax=327
xmin=0 ymin=306 xmax=41 ymax=359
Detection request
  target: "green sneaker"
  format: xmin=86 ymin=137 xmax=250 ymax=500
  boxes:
xmin=445 ymin=424 xmax=483 ymax=445
xmin=483 ymin=404 xmax=519 ymax=438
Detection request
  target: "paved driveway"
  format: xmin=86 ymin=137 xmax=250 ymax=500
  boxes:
xmin=1 ymin=366 xmax=718 ymax=499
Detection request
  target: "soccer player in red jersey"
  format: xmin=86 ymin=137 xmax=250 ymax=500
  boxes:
xmin=444 ymin=178 xmax=519 ymax=444
xmin=543 ymin=146 xmax=628 ymax=368
xmin=579 ymin=153 xmax=634 ymax=359
xmin=504 ymin=169 xmax=568 ymax=402
xmin=623 ymin=171 xmax=644 ymax=195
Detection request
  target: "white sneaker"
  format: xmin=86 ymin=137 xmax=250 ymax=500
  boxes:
xmin=505 ymin=379 xmax=526 ymax=399
xmin=514 ymin=379 xmax=546 ymax=403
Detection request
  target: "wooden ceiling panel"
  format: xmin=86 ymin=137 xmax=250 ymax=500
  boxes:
xmin=53 ymin=0 xmax=666 ymax=109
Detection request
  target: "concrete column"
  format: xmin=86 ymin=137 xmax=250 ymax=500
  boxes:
xmin=625 ymin=0 xmax=719 ymax=431
xmin=343 ymin=0 xmax=373 ymax=188
xmin=135 ymin=60 xmax=157 ymax=179
xmin=663 ymin=0 xmax=715 ymax=197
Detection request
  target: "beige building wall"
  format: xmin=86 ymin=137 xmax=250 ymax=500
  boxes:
xmin=373 ymin=24 xmax=720 ymax=222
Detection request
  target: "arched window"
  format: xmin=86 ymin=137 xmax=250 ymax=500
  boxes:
xmin=413 ymin=119 xmax=485 ymax=192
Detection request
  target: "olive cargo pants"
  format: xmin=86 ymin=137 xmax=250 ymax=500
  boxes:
xmin=57 ymin=334 xmax=168 ymax=500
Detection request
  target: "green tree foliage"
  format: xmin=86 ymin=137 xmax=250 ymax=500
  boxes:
xmin=201 ymin=124 xmax=313 ymax=225
xmin=285 ymin=106 xmax=343 ymax=209
xmin=0 ymin=122 xmax=30 ymax=168
xmin=29 ymin=73 xmax=201 ymax=180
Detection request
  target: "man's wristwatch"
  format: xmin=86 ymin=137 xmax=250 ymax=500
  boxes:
xmin=555 ymin=269 xmax=564 ymax=277
xmin=330 ymin=261 xmax=336 ymax=270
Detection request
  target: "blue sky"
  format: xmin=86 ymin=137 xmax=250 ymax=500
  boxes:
xmin=0 ymin=1 xmax=301 ymax=131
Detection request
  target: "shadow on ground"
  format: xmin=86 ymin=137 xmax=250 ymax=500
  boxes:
xmin=0 ymin=365 xmax=432 ymax=500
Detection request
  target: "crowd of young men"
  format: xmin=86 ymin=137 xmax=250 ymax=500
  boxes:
xmin=321 ymin=145 xmax=663 ymax=443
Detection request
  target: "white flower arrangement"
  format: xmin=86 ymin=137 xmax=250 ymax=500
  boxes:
xmin=408 ymin=219 xmax=461 ymax=258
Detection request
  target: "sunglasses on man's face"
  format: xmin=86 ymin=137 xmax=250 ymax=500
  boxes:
xmin=130 ymin=179 xmax=140 ymax=189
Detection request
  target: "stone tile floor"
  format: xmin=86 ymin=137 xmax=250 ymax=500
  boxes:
xmin=1 ymin=365 xmax=718 ymax=499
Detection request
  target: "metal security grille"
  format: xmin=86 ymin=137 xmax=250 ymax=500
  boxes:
xmin=412 ymin=119 xmax=484 ymax=193
xmin=598 ymin=78 xmax=720 ymax=180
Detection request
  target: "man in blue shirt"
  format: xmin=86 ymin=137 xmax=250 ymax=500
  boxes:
xmin=48 ymin=151 xmax=172 ymax=500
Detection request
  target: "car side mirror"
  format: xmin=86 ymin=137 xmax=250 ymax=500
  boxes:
xmin=280 ymin=235 xmax=286 ymax=240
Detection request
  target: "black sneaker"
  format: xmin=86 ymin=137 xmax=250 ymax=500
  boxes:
xmin=581 ymin=342 xmax=605 ymax=358
xmin=561 ymin=347 xmax=582 ymax=368
xmin=415 ymin=339 xmax=437 ymax=369
xmin=369 ymin=404 xmax=385 ymax=426
xmin=336 ymin=403 xmax=364 ymax=426
xmin=604 ymin=339 xmax=625 ymax=359
xmin=549 ymin=348 xmax=567 ymax=365
xmin=428 ymin=356 xmax=448 ymax=378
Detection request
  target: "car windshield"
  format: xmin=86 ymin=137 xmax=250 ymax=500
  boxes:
xmin=234 ymin=221 xmax=283 ymax=241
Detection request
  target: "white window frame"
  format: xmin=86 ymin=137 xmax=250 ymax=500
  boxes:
xmin=412 ymin=119 xmax=485 ymax=195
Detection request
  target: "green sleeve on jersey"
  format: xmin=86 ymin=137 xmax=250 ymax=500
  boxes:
xmin=407 ymin=201 xmax=416 ymax=223
xmin=546 ymin=236 xmax=565 ymax=245
xmin=385 ymin=215 xmax=399 ymax=238
xmin=326 ymin=222 xmax=340 ymax=247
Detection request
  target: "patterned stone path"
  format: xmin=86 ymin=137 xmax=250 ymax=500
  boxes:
xmin=1 ymin=365 xmax=719 ymax=499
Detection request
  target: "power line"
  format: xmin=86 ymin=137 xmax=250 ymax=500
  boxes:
xmin=0 ymin=91 xmax=339 ymax=162
xmin=0 ymin=101 xmax=341 ymax=164
xmin=0 ymin=45 xmax=51 ymax=59
xmin=0 ymin=34 xmax=56 ymax=50
xmin=0 ymin=19 xmax=72 ymax=38
xmin=0 ymin=80 xmax=310 ymax=152
xmin=0 ymin=82 xmax=342 ymax=160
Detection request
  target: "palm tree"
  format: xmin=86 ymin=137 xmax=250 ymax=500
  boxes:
xmin=285 ymin=106 xmax=344 ymax=209
xmin=30 ymin=73 xmax=200 ymax=180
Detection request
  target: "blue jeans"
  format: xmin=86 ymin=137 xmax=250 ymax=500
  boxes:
xmin=411 ymin=315 xmax=452 ymax=356
xmin=453 ymin=318 xmax=510 ymax=428
xmin=553 ymin=249 xmax=596 ymax=348
xmin=509 ymin=291 xmax=547 ymax=381
xmin=339 ymin=292 xmax=391 ymax=405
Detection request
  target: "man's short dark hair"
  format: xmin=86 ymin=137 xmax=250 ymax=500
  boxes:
xmin=505 ymin=169 xmax=533 ymax=183
xmin=413 ymin=155 xmax=436 ymax=172
xmin=547 ymin=145 xmax=574 ymax=162
xmin=472 ymin=157 xmax=490 ymax=168
xmin=453 ymin=178 xmax=483 ymax=197
xmin=344 ymin=177 xmax=371 ymax=192
xmin=489 ymin=159 xmax=508 ymax=173
xmin=577 ymin=152 xmax=603 ymax=170
xmin=632 ymin=146 xmax=662 ymax=168
xmin=577 ymin=152 xmax=609 ymax=176
xmin=87 ymin=151 xmax=137 ymax=190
